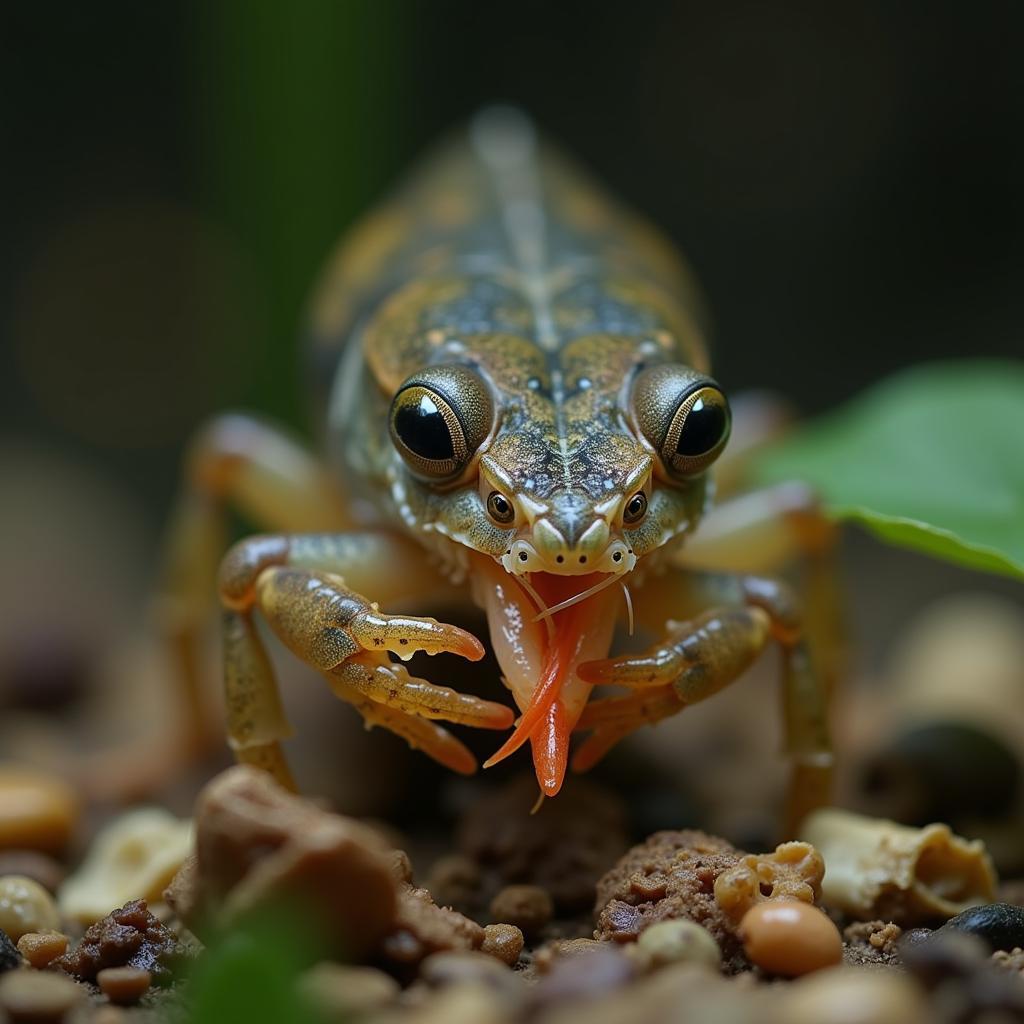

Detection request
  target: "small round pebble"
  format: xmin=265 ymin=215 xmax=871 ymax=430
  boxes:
xmin=421 ymin=950 xmax=521 ymax=1001
xmin=0 ymin=770 xmax=78 ymax=855
xmin=489 ymin=884 xmax=553 ymax=937
xmin=97 ymin=966 xmax=152 ymax=1006
xmin=937 ymin=902 xmax=1024 ymax=952
xmin=16 ymin=933 xmax=68 ymax=970
xmin=298 ymin=963 xmax=398 ymax=1017
xmin=481 ymin=922 xmax=525 ymax=966
xmin=532 ymin=946 xmax=636 ymax=1006
xmin=0 ymin=853 xmax=64 ymax=896
xmin=0 ymin=877 xmax=60 ymax=941
xmin=635 ymin=919 xmax=721 ymax=971
xmin=0 ymin=968 xmax=85 ymax=1021
xmin=780 ymin=965 xmax=929 ymax=1024
xmin=738 ymin=900 xmax=842 ymax=976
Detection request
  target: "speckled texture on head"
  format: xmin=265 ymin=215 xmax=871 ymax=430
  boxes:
xmin=312 ymin=108 xmax=717 ymax=579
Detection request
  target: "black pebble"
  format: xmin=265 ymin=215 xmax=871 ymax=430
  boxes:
xmin=0 ymin=928 xmax=20 ymax=973
xmin=939 ymin=903 xmax=1024 ymax=952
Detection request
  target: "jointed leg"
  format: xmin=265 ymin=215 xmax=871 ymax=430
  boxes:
xmin=155 ymin=415 xmax=353 ymax=746
xmin=219 ymin=532 xmax=512 ymax=788
xmin=575 ymin=570 xmax=833 ymax=834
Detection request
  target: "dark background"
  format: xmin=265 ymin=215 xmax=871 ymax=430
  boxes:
xmin=4 ymin=0 xmax=1023 ymax=518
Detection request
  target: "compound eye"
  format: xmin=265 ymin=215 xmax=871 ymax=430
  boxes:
xmin=389 ymin=365 xmax=494 ymax=481
xmin=631 ymin=364 xmax=731 ymax=479
xmin=486 ymin=490 xmax=515 ymax=525
xmin=623 ymin=491 xmax=648 ymax=525
xmin=663 ymin=385 xmax=731 ymax=476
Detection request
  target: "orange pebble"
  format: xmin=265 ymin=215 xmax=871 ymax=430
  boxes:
xmin=739 ymin=900 xmax=843 ymax=976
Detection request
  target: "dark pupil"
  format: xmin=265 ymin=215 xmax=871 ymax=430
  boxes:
xmin=395 ymin=393 xmax=455 ymax=461
xmin=628 ymin=496 xmax=644 ymax=516
xmin=677 ymin=398 xmax=726 ymax=457
xmin=492 ymin=495 xmax=509 ymax=515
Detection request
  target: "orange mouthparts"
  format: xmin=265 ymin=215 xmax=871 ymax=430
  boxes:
xmin=478 ymin=567 xmax=620 ymax=797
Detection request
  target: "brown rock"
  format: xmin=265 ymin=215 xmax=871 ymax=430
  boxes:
xmin=0 ymin=769 xmax=78 ymax=856
xmin=381 ymin=885 xmax=485 ymax=967
xmin=481 ymin=924 xmax=524 ymax=966
xmin=298 ymin=963 xmax=398 ymax=1018
xmin=164 ymin=766 xmax=397 ymax=959
xmin=51 ymin=899 xmax=187 ymax=983
xmin=0 ymin=969 xmax=85 ymax=1022
xmin=594 ymin=830 xmax=746 ymax=971
xmin=97 ymin=966 xmax=151 ymax=1005
xmin=15 ymin=932 xmax=68 ymax=970
xmin=459 ymin=775 xmax=628 ymax=913
xmin=844 ymin=920 xmax=904 ymax=956
xmin=533 ymin=938 xmax=604 ymax=974
xmin=489 ymin=885 xmax=553 ymax=938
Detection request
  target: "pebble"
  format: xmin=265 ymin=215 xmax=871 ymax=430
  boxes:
xmin=738 ymin=900 xmax=843 ymax=976
xmin=489 ymin=884 xmax=553 ymax=937
xmin=298 ymin=963 xmax=398 ymax=1018
xmin=634 ymin=920 xmax=722 ymax=971
xmin=533 ymin=938 xmax=603 ymax=974
xmin=779 ymin=966 xmax=929 ymax=1024
xmin=420 ymin=950 xmax=523 ymax=1005
xmin=481 ymin=923 xmax=524 ymax=966
xmin=0 ymin=929 xmax=19 ymax=973
xmin=97 ymin=966 xmax=153 ymax=1005
xmin=57 ymin=808 xmax=193 ymax=926
xmin=0 ymin=854 xmax=64 ymax=896
xmin=0 ymin=969 xmax=85 ymax=1022
xmin=16 ymin=933 xmax=68 ymax=970
xmin=936 ymin=902 xmax=1024 ymax=952
xmin=0 ymin=877 xmax=60 ymax=941
xmin=0 ymin=769 xmax=78 ymax=855
xmin=532 ymin=945 xmax=636 ymax=1007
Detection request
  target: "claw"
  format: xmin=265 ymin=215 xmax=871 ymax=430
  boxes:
xmin=531 ymin=701 xmax=570 ymax=797
xmin=577 ymin=646 xmax=682 ymax=688
xmin=329 ymin=657 xmax=514 ymax=730
xmin=355 ymin=612 xmax=486 ymax=661
xmin=331 ymin=673 xmax=479 ymax=774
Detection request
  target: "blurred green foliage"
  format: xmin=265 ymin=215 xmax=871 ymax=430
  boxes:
xmin=756 ymin=361 xmax=1024 ymax=580
xmin=194 ymin=0 xmax=404 ymax=431
xmin=185 ymin=908 xmax=327 ymax=1024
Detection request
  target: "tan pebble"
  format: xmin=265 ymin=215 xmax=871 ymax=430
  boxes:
xmin=0 ymin=854 xmax=64 ymax=896
xmin=15 ymin=932 xmax=68 ymax=969
xmin=534 ymin=938 xmax=602 ymax=973
xmin=780 ymin=965 xmax=929 ymax=1024
xmin=740 ymin=900 xmax=842 ymax=976
xmin=97 ymin=966 xmax=152 ymax=1006
xmin=389 ymin=849 xmax=414 ymax=885
xmin=401 ymin=983 xmax=506 ymax=1024
xmin=481 ymin=923 xmax=524 ymax=966
xmin=298 ymin=963 xmax=398 ymax=1017
xmin=0 ymin=877 xmax=60 ymax=941
xmin=0 ymin=770 xmax=78 ymax=855
xmin=0 ymin=968 xmax=85 ymax=1021
xmin=421 ymin=950 xmax=515 ymax=989
xmin=92 ymin=1008 xmax=127 ymax=1024
xmin=57 ymin=808 xmax=193 ymax=926
xmin=489 ymin=884 xmax=553 ymax=937
xmin=635 ymin=919 xmax=721 ymax=971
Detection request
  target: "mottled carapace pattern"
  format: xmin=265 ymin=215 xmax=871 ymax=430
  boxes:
xmin=308 ymin=111 xmax=712 ymax=569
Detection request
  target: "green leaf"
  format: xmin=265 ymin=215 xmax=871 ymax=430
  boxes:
xmin=186 ymin=909 xmax=325 ymax=1024
xmin=754 ymin=361 xmax=1024 ymax=580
